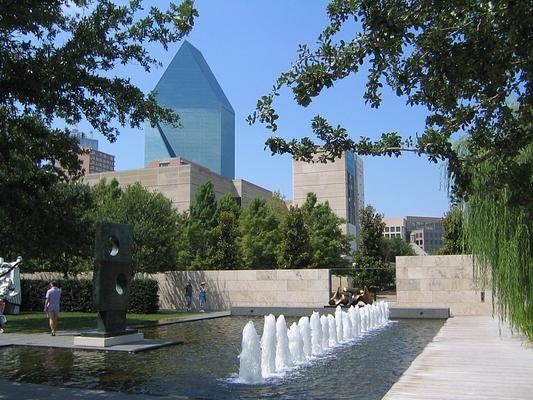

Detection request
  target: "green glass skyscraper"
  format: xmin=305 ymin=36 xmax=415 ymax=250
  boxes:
xmin=145 ymin=41 xmax=235 ymax=179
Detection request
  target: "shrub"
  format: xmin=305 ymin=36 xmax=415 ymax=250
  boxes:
xmin=128 ymin=279 xmax=160 ymax=314
xmin=20 ymin=278 xmax=159 ymax=313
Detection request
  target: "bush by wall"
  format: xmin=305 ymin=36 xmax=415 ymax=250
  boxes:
xmin=20 ymin=278 xmax=159 ymax=313
xmin=128 ymin=279 xmax=159 ymax=314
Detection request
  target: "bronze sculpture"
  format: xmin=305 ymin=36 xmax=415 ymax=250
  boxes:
xmin=329 ymin=286 xmax=373 ymax=307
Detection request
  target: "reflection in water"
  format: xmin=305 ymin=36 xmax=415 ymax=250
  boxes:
xmin=0 ymin=317 xmax=443 ymax=399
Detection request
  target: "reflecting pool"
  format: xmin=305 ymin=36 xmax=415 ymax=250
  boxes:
xmin=0 ymin=316 xmax=443 ymax=399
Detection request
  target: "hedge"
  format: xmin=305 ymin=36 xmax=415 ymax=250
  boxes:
xmin=20 ymin=278 xmax=159 ymax=314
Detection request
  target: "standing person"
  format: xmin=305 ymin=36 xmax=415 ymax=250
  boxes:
xmin=198 ymin=282 xmax=207 ymax=312
xmin=44 ymin=281 xmax=61 ymax=336
xmin=184 ymin=281 xmax=193 ymax=312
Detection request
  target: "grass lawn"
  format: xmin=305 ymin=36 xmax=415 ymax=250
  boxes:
xmin=2 ymin=311 xmax=199 ymax=334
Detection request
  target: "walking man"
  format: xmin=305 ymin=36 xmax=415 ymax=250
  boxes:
xmin=44 ymin=281 xmax=61 ymax=336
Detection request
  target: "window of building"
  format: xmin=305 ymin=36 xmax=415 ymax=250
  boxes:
xmin=396 ymin=226 xmax=401 ymax=232
xmin=396 ymin=233 xmax=401 ymax=238
xmin=385 ymin=227 xmax=389 ymax=232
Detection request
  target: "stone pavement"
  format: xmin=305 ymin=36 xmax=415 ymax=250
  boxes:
xmin=0 ymin=311 xmax=230 ymax=353
xmin=383 ymin=316 xmax=533 ymax=400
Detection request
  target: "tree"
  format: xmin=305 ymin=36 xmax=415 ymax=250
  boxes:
xmin=0 ymin=119 xmax=82 ymax=258
xmin=239 ymin=197 xmax=281 ymax=269
xmin=438 ymin=207 xmax=469 ymax=255
xmin=91 ymin=180 xmax=180 ymax=273
xmin=352 ymin=205 xmax=391 ymax=290
xmin=268 ymin=190 xmax=290 ymax=216
xmin=278 ymin=206 xmax=310 ymax=269
xmin=19 ymin=181 xmax=94 ymax=277
xmin=357 ymin=205 xmax=386 ymax=259
xmin=175 ymin=211 xmax=192 ymax=269
xmin=464 ymin=155 xmax=533 ymax=339
xmin=119 ymin=183 xmax=180 ymax=273
xmin=248 ymin=1 xmax=532 ymax=337
xmin=212 ymin=194 xmax=242 ymax=270
xmin=302 ymin=193 xmax=351 ymax=269
xmin=382 ymin=237 xmax=416 ymax=263
xmin=187 ymin=181 xmax=218 ymax=270
xmin=90 ymin=178 xmax=123 ymax=222
xmin=0 ymin=0 xmax=197 ymax=259
xmin=248 ymin=1 xmax=532 ymax=205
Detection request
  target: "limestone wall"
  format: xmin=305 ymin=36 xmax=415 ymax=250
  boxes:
xmin=150 ymin=269 xmax=331 ymax=311
xmin=396 ymin=255 xmax=493 ymax=316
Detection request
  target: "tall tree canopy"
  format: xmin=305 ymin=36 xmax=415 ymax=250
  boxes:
xmin=438 ymin=207 xmax=469 ymax=255
xmin=0 ymin=0 xmax=197 ymax=257
xmin=91 ymin=180 xmax=181 ymax=273
xmin=249 ymin=0 xmax=532 ymax=338
xmin=239 ymin=197 xmax=281 ymax=269
xmin=302 ymin=193 xmax=351 ymax=269
xmin=352 ymin=205 xmax=393 ymax=290
xmin=382 ymin=237 xmax=415 ymax=263
xmin=187 ymin=181 xmax=218 ymax=270
xmin=212 ymin=194 xmax=242 ymax=270
xmin=278 ymin=205 xmax=310 ymax=269
xmin=249 ymin=0 xmax=532 ymax=203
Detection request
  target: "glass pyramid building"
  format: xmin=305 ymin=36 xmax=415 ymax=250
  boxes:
xmin=144 ymin=41 xmax=235 ymax=179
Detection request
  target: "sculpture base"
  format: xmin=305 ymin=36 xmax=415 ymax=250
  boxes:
xmin=74 ymin=331 xmax=144 ymax=347
xmin=79 ymin=328 xmax=138 ymax=338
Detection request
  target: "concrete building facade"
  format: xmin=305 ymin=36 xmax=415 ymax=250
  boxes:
xmin=84 ymin=157 xmax=271 ymax=213
xmin=384 ymin=216 xmax=444 ymax=253
xmin=79 ymin=149 xmax=115 ymax=174
xmin=144 ymin=41 xmax=235 ymax=179
xmin=71 ymin=128 xmax=115 ymax=174
xmin=293 ymin=150 xmax=364 ymax=249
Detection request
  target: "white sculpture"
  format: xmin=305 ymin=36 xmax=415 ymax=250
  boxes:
xmin=0 ymin=256 xmax=22 ymax=314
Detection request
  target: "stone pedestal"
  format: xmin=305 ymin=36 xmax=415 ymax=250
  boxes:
xmin=74 ymin=330 xmax=144 ymax=347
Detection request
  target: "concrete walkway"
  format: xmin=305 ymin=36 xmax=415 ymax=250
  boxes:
xmin=383 ymin=316 xmax=533 ymax=400
xmin=0 ymin=311 xmax=230 ymax=353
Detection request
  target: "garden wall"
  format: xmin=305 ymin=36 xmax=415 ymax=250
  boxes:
xmin=150 ymin=269 xmax=332 ymax=311
xmin=396 ymin=255 xmax=493 ymax=316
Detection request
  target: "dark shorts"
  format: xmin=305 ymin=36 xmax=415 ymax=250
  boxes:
xmin=47 ymin=308 xmax=59 ymax=319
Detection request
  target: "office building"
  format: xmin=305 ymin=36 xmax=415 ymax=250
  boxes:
xmin=384 ymin=216 xmax=444 ymax=254
xmin=71 ymin=128 xmax=115 ymax=174
xmin=145 ymin=41 xmax=235 ymax=179
xmin=293 ymin=150 xmax=364 ymax=250
xmin=84 ymin=157 xmax=271 ymax=213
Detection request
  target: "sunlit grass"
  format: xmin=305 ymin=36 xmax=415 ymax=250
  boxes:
xmin=2 ymin=311 xmax=199 ymax=334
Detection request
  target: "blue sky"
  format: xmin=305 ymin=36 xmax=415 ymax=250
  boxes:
xmin=76 ymin=0 xmax=451 ymax=218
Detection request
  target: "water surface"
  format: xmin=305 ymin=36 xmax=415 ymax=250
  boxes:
xmin=0 ymin=316 xmax=443 ymax=399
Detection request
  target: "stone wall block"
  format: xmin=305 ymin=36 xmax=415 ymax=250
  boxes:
xmin=236 ymin=270 xmax=257 ymax=281
xmin=287 ymin=280 xmax=308 ymax=291
xmin=256 ymin=270 xmax=278 ymax=281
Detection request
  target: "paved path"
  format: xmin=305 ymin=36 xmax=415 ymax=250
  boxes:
xmin=0 ymin=311 xmax=230 ymax=353
xmin=383 ymin=316 xmax=533 ymax=400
